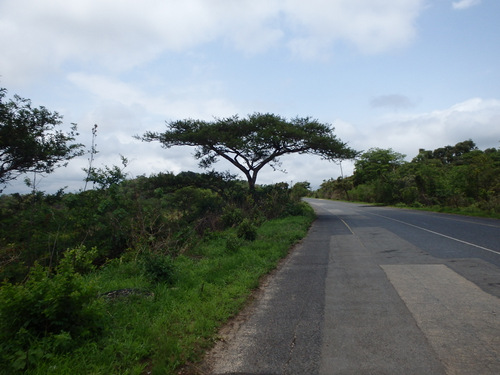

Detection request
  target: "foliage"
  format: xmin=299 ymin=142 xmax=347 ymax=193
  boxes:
xmin=0 ymin=171 xmax=311 ymax=283
xmin=0 ymin=203 xmax=314 ymax=375
xmin=237 ymin=219 xmax=258 ymax=241
xmin=314 ymin=176 xmax=353 ymax=201
xmin=316 ymin=140 xmax=500 ymax=216
xmin=225 ymin=233 xmax=243 ymax=253
xmin=139 ymin=113 xmax=358 ymax=190
xmin=83 ymin=155 xmax=128 ymax=190
xmin=353 ymin=148 xmax=406 ymax=186
xmin=221 ymin=204 xmax=244 ymax=227
xmin=141 ymin=252 xmax=176 ymax=285
xmin=290 ymin=181 xmax=311 ymax=200
xmin=61 ymin=245 xmax=98 ymax=275
xmin=0 ymin=88 xmax=83 ymax=190
xmin=0 ymin=247 xmax=104 ymax=373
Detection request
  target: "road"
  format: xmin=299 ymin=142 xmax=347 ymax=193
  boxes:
xmin=198 ymin=199 xmax=500 ymax=375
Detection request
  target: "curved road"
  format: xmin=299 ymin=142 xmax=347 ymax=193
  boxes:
xmin=200 ymin=199 xmax=500 ymax=374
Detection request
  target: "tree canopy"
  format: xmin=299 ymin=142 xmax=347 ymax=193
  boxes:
xmin=316 ymin=140 xmax=500 ymax=212
xmin=139 ymin=113 xmax=358 ymax=190
xmin=353 ymin=148 xmax=406 ymax=185
xmin=412 ymin=139 xmax=477 ymax=164
xmin=0 ymin=88 xmax=83 ymax=190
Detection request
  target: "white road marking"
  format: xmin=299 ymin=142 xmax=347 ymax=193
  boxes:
xmin=368 ymin=211 xmax=500 ymax=256
xmin=339 ymin=218 xmax=355 ymax=235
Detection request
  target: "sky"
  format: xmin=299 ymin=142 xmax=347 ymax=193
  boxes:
xmin=1 ymin=0 xmax=499 ymax=193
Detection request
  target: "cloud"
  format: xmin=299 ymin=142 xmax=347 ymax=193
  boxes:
xmin=370 ymin=95 xmax=416 ymax=110
xmin=0 ymin=0 xmax=426 ymax=83
xmin=452 ymin=0 xmax=481 ymax=10
xmin=284 ymin=0 xmax=424 ymax=58
xmin=67 ymin=73 xmax=238 ymax=121
xmin=0 ymin=0 xmax=224 ymax=83
xmin=361 ymin=97 xmax=500 ymax=159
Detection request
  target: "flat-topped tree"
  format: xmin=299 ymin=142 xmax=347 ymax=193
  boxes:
xmin=139 ymin=113 xmax=358 ymax=191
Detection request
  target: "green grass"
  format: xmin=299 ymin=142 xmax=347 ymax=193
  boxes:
xmin=25 ymin=207 xmax=315 ymax=375
xmin=322 ymin=197 xmax=500 ymax=219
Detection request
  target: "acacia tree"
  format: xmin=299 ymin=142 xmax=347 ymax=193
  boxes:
xmin=0 ymin=88 xmax=83 ymax=190
xmin=139 ymin=113 xmax=358 ymax=191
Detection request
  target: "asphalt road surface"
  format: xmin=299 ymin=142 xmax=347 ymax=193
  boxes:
xmin=199 ymin=199 xmax=500 ymax=375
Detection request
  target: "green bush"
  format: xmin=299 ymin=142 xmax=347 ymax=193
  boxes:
xmin=285 ymin=201 xmax=309 ymax=216
xmin=141 ymin=253 xmax=176 ymax=285
xmin=225 ymin=233 xmax=243 ymax=253
xmin=61 ymin=245 xmax=98 ymax=274
xmin=221 ymin=205 xmax=244 ymax=227
xmin=237 ymin=219 xmax=258 ymax=241
xmin=0 ymin=249 xmax=104 ymax=373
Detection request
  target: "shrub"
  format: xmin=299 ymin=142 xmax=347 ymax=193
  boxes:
xmin=141 ymin=253 xmax=176 ymax=285
xmin=221 ymin=205 xmax=244 ymax=227
xmin=285 ymin=201 xmax=309 ymax=216
xmin=237 ymin=219 xmax=258 ymax=241
xmin=225 ymin=234 xmax=243 ymax=253
xmin=61 ymin=245 xmax=98 ymax=274
xmin=0 ymin=249 xmax=104 ymax=373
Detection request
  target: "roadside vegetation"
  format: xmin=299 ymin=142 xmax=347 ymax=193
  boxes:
xmin=2 ymin=88 xmax=338 ymax=374
xmin=315 ymin=140 xmax=500 ymax=218
xmin=0 ymin=171 xmax=315 ymax=374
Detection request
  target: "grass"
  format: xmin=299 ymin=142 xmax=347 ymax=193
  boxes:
xmin=317 ymin=197 xmax=500 ymax=219
xmin=25 ymin=206 xmax=315 ymax=375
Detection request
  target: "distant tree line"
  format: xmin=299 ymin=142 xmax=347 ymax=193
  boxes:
xmin=315 ymin=140 xmax=500 ymax=216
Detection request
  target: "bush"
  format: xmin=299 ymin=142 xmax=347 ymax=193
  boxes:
xmin=61 ymin=245 xmax=98 ymax=274
xmin=237 ymin=219 xmax=258 ymax=241
xmin=225 ymin=233 xmax=243 ymax=253
xmin=0 ymin=249 xmax=104 ymax=373
xmin=221 ymin=205 xmax=244 ymax=227
xmin=141 ymin=253 xmax=176 ymax=285
xmin=285 ymin=201 xmax=309 ymax=216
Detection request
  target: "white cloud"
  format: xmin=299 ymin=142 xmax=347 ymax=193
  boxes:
xmin=452 ymin=0 xmax=481 ymax=10
xmin=67 ymin=73 xmax=238 ymax=122
xmin=0 ymin=0 xmax=222 ymax=83
xmin=284 ymin=0 xmax=423 ymax=58
xmin=359 ymin=97 xmax=500 ymax=159
xmin=0 ymin=0 xmax=426 ymax=84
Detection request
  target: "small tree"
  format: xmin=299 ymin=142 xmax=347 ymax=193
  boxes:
xmin=0 ymin=88 xmax=83 ymax=190
xmin=139 ymin=113 xmax=357 ymax=191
